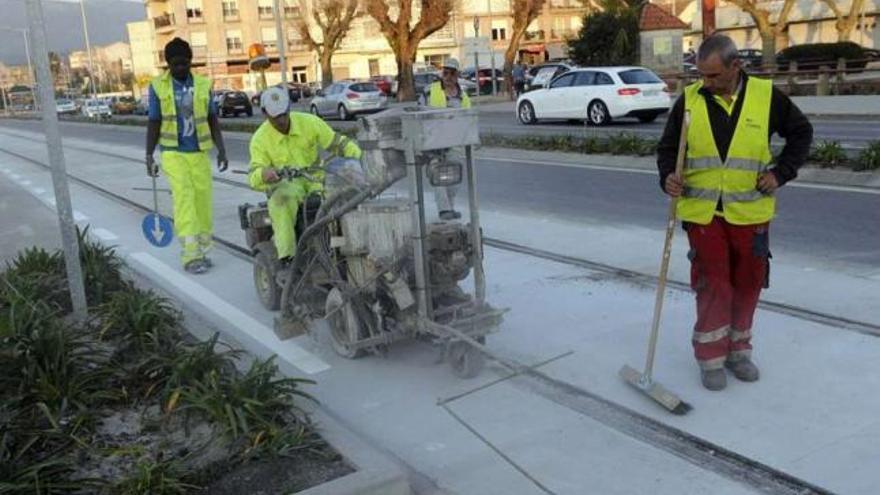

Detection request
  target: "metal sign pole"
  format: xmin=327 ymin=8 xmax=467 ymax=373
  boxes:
xmin=273 ymin=0 xmax=288 ymax=84
xmin=25 ymin=0 xmax=88 ymax=320
xmin=78 ymin=0 xmax=98 ymax=102
xmin=22 ymin=30 xmax=38 ymax=111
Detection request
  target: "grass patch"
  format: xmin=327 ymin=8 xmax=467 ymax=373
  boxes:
xmin=810 ymin=140 xmax=848 ymax=168
xmin=855 ymin=141 xmax=880 ymax=171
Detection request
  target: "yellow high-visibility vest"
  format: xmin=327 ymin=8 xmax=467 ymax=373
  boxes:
xmin=678 ymin=77 xmax=775 ymax=225
xmin=150 ymin=71 xmax=213 ymax=151
xmin=427 ymin=81 xmax=471 ymax=109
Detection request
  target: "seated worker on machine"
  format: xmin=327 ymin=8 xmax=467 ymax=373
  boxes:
xmin=248 ymin=86 xmax=362 ymax=264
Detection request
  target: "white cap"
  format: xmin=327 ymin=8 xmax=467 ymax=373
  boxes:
xmin=442 ymin=58 xmax=460 ymax=72
xmin=260 ymin=86 xmax=289 ymax=118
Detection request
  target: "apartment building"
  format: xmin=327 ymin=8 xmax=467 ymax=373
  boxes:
xmin=128 ymin=21 xmax=160 ymax=78
xmin=143 ymin=0 xmax=592 ymax=89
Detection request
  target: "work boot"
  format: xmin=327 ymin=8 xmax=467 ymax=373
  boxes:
xmin=439 ymin=210 xmax=462 ymax=221
xmin=184 ymin=259 xmax=208 ymax=275
xmin=725 ymin=358 xmax=760 ymax=382
xmin=701 ymin=369 xmax=727 ymax=391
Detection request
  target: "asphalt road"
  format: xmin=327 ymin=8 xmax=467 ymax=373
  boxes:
xmin=1 ymin=118 xmax=878 ymax=268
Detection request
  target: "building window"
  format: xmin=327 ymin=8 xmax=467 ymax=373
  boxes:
xmin=368 ymin=59 xmax=380 ymax=77
xmin=258 ymin=0 xmax=274 ymax=19
xmin=424 ymin=54 xmax=447 ymax=69
xmin=222 ymin=0 xmax=239 ymax=19
xmin=261 ymin=27 xmax=278 ymax=51
xmin=284 ymin=0 xmax=299 ymax=18
xmin=287 ymin=28 xmax=303 ymax=47
xmin=186 ymin=0 xmax=203 ymax=22
xmin=491 ymin=28 xmax=506 ymax=40
xmin=226 ymin=29 xmax=243 ymax=54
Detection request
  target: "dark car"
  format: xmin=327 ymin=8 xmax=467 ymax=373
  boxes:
xmin=461 ymin=68 xmax=505 ymax=95
xmin=218 ymin=91 xmax=253 ymax=118
xmin=738 ymin=49 xmax=763 ymax=69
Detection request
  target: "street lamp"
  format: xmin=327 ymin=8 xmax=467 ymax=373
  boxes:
xmin=78 ymin=0 xmax=98 ymax=102
xmin=0 ymin=27 xmax=38 ymax=111
xmin=273 ymin=0 xmax=288 ymax=84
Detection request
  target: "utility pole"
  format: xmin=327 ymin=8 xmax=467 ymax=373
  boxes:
xmin=22 ymin=30 xmax=38 ymax=110
xmin=486 ymin=0 xmax=497 ymax=96
xmin=273 ymin=0 xmax=288 ymax=84
xmin=473 ymin=16 xmax=480 ymax=94
xmin=25 ymin=0 xmax=88 ymax=321
xmin=78 ymin=0 xmax=98 ymax=101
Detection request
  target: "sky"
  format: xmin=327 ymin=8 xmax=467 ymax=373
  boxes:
xmin=0 ymin=0 xmax=145 ymax=66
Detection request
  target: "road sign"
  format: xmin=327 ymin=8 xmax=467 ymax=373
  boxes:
xmin=142 ymin=213 xmax=173 ymax=247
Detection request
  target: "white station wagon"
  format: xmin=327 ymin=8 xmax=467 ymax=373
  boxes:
xmin=516 ymin=66 xmax=672 ymax=126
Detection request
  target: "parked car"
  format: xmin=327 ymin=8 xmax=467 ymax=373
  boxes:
xmin=81 ymin=99 xmax=112 ymax=119
xmin=218 ymin=91 xmax=253 ymax=117
xmin=55 ymin=99 xmax=77 ymax=115
xmin=516 ymin=66 xmax=672 ymax=126
xmin=111 ymin=96 xmax=136 ymax=115
xmin=132 ymin=100 xmax=148 ymax=116
xmin=370 ymin=75 xmax=395 ymax=96
xmin=309 ymin=81 xmax=387 ymax=120
xmin=738 ymin=49 xmax=763 ymax=68
xmin=525 ymin=63 xmax=575 ymax=92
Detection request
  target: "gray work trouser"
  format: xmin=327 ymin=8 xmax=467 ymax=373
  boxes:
xmin=427 ymin=147 xmax=464 ymax=214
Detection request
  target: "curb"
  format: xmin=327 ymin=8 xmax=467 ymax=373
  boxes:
xmin=118 ymin=264 xmax=414 ymax=495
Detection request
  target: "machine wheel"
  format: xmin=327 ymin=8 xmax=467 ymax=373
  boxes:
xmin=446 ymin=341 xmax=485 ymax=379
xmin=254 ymin=247 xmax=281 ymax=311
xmin=325 ymin=288 xmax=365 ymax=359
xmin=588 ymin=100 xmax=611 ymax=126
xmin=338 ymin=104 xmax=350 ymax=121
xmin=518 ymin=101 xmax=537 ymax=125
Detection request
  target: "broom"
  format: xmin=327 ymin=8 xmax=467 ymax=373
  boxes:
xmin=619 ymin=110 xmax=692 ymax=415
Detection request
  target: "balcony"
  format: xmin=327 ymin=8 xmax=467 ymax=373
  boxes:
xmin=549 ymin=0 xmax=578 ymax=8
xmin=153 ymin=13 xmax=175 ymax=32
xmin=550 ymin=28 xmax=575 ymax=40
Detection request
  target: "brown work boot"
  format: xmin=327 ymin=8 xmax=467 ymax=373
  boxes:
xmin=701 ymin=368 xmax=727 ymax=391
xmin=725 ymin=358 xmax=760 ymax=382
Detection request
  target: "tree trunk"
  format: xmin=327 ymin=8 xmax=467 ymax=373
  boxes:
xmin=503 ymin=25 xmax=528 ymax=99
xmin=396 ymin=41 xmax=417 ymax=102
xmin=760 ymin=32 xmax=776 ymax=69
xmin=319 ymin=49 xmax=334 ymax=88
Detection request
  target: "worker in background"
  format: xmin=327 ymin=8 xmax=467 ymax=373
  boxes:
xmin=512 ymin=63 xmax=526 ymax=97
xmin=657 ymin=34 xmax=812 ymax=391
xmin=146 ymin=37 xmax=228 ymax=274
xmin=419 ymin=58 xmax=471 ymax=221
xmin=248 ymin=87 xmax=361 ymax=263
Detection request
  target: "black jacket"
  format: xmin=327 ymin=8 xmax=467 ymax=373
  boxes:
xmin=657 ymin=72 xmax=813 ymax=193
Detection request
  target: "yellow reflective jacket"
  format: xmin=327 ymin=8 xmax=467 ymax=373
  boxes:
xmin=678 ymin=77 xmax=775 ymax=225
xmin=248 ymin=112 xmax=362 ymax=192
xmin=150 ymin=71 xmax=214 ymax=151
xmin=427 ymin=81 xmax=472 ymax=109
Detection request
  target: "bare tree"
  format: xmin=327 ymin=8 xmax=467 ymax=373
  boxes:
xmin=503 ymin=0 xmax=547 ymax=98
xmin=366 ymin=0 xmax=452 ymax=101
xmin=725 ymin=0 xmax=797 ymax=68
xmin=297 ymin=0 xmax=360 ymax=87
xmin=819 ymin=0 xmax=866 ymax=42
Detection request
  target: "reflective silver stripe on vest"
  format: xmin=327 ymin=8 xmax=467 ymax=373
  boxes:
xmin=194 ymin=117 xmax=208 ymax=125
xmin=683 ymin=186 xmax=720 ymax=201
xmin=724 ymin=190 xmax=768 ymax=203
xmin=327 ymin=133 xmax=350 ymax=155
xmin=692 ymin=325 xmax=729 ymax=344
xmin=687 ymin=156 xmax=765 ymax=172
xmin=162 ymin=115 xmax=176 ymax=122
xmin=160 ymin=133 xmax=178 ymax=141
xmin=198 ymin=135 xmax=213 ymax=144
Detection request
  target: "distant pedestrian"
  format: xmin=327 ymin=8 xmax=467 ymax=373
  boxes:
xmin=657 ymin=34 xmax=813 ymax=391
xmin=512 ymin=64 xmax=526 ymax=97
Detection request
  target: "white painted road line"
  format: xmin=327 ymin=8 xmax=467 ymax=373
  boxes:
xmin=32 ymin=187 xmax=45 ymax=195
xmin=73 ymin=211 xmax=88 ymax=222
xmin=10 ymin=173 xmax=21 ymax=180
xmin=20 ymin=179 xmax=31 ymax=186
xmin=91 ymin=228 xmax=119 ymax=242
xmin=129 ymin=252 xmax=331 ymax=375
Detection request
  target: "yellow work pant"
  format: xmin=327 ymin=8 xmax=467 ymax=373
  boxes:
xmin=268 ymin=179 xmax=321 ymax=259
xmin=161 ymin=150 xmax=213 ymax=265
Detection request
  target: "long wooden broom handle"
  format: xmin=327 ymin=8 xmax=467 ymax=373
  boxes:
xmin=644 ymin=111 xmax=691 ymax=379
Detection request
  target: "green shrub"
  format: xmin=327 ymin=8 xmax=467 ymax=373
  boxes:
xmin=811 ymin=140 xmax=848 ymax=168
xmin=778 ymin=41 xmax=868 ymax=70
xmin=76 ymin=227 xmax=126 ymax=306
xmin=112 ymin=457 xmax=198 ymax=495
xmin=855 ymin=141 xmax=880 ymax=171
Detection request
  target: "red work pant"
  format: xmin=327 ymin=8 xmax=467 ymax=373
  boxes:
xmin=685 ymin=216 xmax=770 ymax=370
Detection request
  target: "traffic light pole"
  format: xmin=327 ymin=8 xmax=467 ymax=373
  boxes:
xmin=25 ymin=0 xmax=88 ymax=321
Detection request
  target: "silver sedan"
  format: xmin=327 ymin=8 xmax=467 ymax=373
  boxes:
xmin=309 ymin=81 xmax=388 ymax=120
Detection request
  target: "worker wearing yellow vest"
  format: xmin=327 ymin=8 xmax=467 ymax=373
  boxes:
xmin=419 ymin=58 xmax=471 ymax=221
xmin=248 ymin=87 xmax=361 ymax=262
xmin=146 ymin=38 xmax=228 ymax=274
xmin=657 ymin=35 xmax=813 ymax=391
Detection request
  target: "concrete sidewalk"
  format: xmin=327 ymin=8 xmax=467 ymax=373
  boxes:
xmin=2 ymin=131 xmax=879 ymax=494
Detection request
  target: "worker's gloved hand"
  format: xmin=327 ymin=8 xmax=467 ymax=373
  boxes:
xmin=217 ymin=151 xmax=229 ymax=172
xmin=664 ymin=173 xmax=684 ymax=197
xmin=757 ymin=172 xmax=779 ymax=195
xmin=262 ymin=167 xmax=280 ymax=184
xmin=145 ymin=154 xmax=159 ymax=177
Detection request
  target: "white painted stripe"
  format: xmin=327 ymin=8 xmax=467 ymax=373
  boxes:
xmin=9 ymin=173 xmax=21 ymax=180
xmin=73 ymin=211 xmax=88 ymax=222
xmin=128 ymin=252 xmax=331 ymax=375
xmin=476 ymin=156 xmax=880 ymax=195
xmin=32 ymin=187 xmax=46 ymax=195
xmin=91 ymin=228 xmax=119 ymax=242
xmin=20 ymin=179 xmax=31 ymax=186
